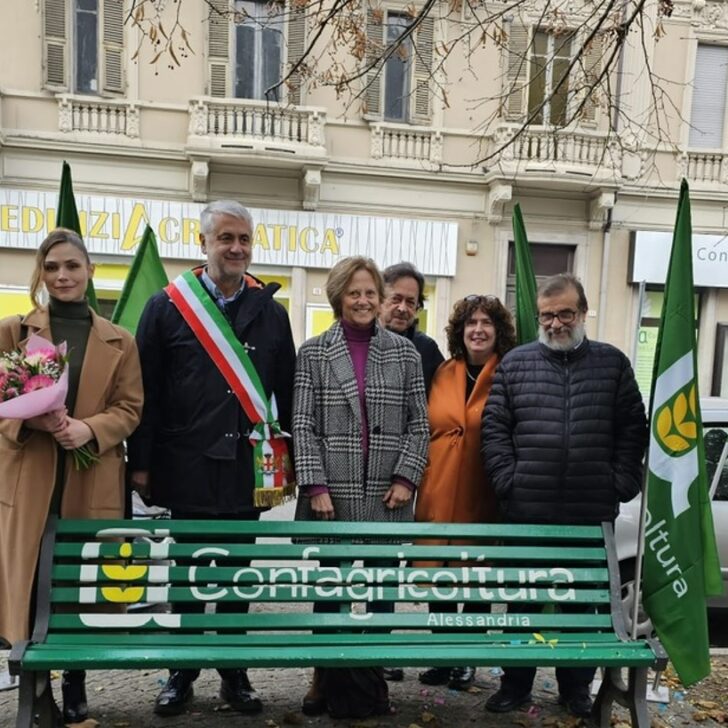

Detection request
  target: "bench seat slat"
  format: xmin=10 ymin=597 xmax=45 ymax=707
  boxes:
xmin=51 ymin=565 xmax=611 ymax=584
xmin=50 ymin=586 xmax=612 ymax=605
xmin=44 ymin=631 xmax=626 ymax=647
xmin=56 ymin=520 xmax=605 ymax=541
xmin=21 ymin=644 xmax=660 ymax=670
xmin=48 ymin=612 xmax=615 ymax=630
xmin=55 ymin=543 xmax=608 ymax=562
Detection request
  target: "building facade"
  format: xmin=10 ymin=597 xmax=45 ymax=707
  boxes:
xmin=1 ymin=0 xmax=727 ymax=397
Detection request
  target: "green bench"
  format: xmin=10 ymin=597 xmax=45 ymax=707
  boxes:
xmin=10 ymin=517 xmax=665 ymax=727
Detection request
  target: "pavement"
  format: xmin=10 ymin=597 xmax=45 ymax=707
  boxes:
xmin=2 ymin=650 xmax=728 ymax=727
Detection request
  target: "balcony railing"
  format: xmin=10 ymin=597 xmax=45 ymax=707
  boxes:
xmin=58 ymin=96 xmax=139 ymax=137
xmin=492 ymin=124 xmax=618 ymax=177
xmin=187 ymin=98 xmax=326 ymax=153
xmin=370 ymin=124 xmax=442 ymax=165
xmin=678 ymin=151 xmax=727 ymax=185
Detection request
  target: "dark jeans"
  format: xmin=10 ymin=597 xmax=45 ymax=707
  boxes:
xmin=169 ymin=510 xmax=260 ymax=681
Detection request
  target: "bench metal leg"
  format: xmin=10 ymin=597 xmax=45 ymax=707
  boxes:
xmin=15 ymin=672 xmax=60 ymax=728
xmin=626 ymin=667 xmax=650 ymax=728
xmin=14 ymin=672 xmax=35 ymax=728
xmin=591 ymin=666 xmax=651 ymax=728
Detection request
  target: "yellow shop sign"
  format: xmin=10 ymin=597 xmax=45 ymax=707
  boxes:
xmin=0 ymin=187 xmax=458 ymax=276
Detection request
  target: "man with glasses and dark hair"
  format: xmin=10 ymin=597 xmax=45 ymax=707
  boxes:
xmin=481 ymin=272 xmax=647 ymax=719
xmin=380 ymin=262 xmax=444 ymax=394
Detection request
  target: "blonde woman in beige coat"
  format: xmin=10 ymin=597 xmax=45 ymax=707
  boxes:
xmin=0 ymin=228 xmax=143 ymax=724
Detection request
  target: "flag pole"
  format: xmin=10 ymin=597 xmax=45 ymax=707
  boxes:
xmin=631 ymin=456 xmax=650 ymax=641
xmin=630 ymin=279 xmax=648 ymax=641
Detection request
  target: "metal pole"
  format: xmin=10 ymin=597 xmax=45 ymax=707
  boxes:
xmin=631 ymin=455 xmax=651 ymax=641
xmin=630 ymin=280 xmax=649 ymax=642
xmin=631 ymin=280 xmax=647 ymax=368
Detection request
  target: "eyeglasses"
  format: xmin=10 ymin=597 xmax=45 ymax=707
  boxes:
xmin=464 ymin=294 xmax=501 ymax=305
xmin=537 ymin=309 xmax=578 ymax=325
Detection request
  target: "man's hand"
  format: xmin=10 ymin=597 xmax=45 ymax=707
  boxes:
xmin=53 ymin=418 xmax=93 ymax=450
xmin=310 ymin=492 xmax=335 ymax=520
xmin=25 ymin=408 xmax=67 ymax=433
xmin=130 ymin=470 xmax=151 ymax=501
xmin=382 ymin=483 xmax=412 ymax=509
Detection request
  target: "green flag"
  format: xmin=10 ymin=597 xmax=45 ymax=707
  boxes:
xmin=642 ymin=179 xmax=723 ymax=686
xmin=111 ymin=225 xmax=168 ymax=335
xmin=512 ymin=203 xmax=538 ymax=345
xmin=57 ymin=161 xmax=99 ymax=312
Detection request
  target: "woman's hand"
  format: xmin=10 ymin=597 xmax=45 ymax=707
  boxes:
xmin=382 ymin=483 xmax=412 ymax=509
xmin=24 ymin=408 xmax=67 ymax=433
xmin=310 ymin=492 xmax=335 ymax=520
xmin=53 ymin=417 xmax=94 ymax=450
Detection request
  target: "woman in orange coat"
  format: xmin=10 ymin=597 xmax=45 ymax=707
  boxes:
xmin=415 ymin=294 xmax=516 ymax=690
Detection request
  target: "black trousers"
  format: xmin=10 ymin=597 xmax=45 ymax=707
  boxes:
xmin=169 ymin=510 xmax=260 ymax=681
xmin=500 ymin=601 xmax=596 ymax=697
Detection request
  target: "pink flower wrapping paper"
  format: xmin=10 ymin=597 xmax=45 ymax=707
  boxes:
xmin=0 ymin=334 xmax=68 ymax=419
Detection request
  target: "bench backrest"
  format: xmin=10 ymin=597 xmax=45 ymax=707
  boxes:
xmin=37 ymin=518 xmax=630 ymax=648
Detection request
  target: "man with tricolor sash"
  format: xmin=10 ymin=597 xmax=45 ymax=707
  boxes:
xmin=128 ymin=200 xmax=296 ymax=716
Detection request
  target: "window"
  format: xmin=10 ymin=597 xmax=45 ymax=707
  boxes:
xmin=633 ymin=290 xmax=701 ymax=398
xmin=75 ymin=0 xmax=99 ymax=92
xmin=713 ymin=323 xmax=728 ymax=396
xmin=234 ymin=0 xmax=284 ymax=101
xmin=528 ymin=30 xmax=574 ymax=126
xmin=43 ymin=0 xmax=124 ymax=93
xmin=383 ymin=14 xmax=413 ymax=122
xmin=364 ymin=8 xmax=434 ymax=124
xmin=689 ymin=44 xmax=728 ymax=149
xmin=505 ymin=25 xmax=601 ymax=125
xmin=505 ymin=241 xmax=576 ymax=312
xmin=705 ymin=424 xmax=728 ymax=500
xmin=207 ymin=0 xmax=306 ymax=103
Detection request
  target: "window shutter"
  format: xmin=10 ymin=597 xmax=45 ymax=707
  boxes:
xmin=410 ymin=14 xmax=434 ymax=124
xmin=102 ymin=0 xmax=124 ymax=94
xmin=287 ymin=3 xmax=306 ymax=105
xmin=505 ymin=23 xmax=529 ymax=121
xmin=365 ymin=6 xmax=384 ymax=117
xmin=44 ymin=0 xmax=68 ymax=90
xmin=580 ymin=32 xmax=604 ymax=125
xmin=689 ymin=44 xmax=728 ymax=148
xmin=208 ymin=0 xmax=230 ymax=97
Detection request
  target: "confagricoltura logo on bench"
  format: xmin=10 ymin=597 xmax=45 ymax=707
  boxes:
xmin=77 ymin=538 xmax=580 ymax=608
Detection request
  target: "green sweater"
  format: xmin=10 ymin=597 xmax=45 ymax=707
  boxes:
xmin=48 ymin=297 xmax=92 ymax=514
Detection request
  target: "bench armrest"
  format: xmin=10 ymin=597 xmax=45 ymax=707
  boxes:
xmin=8 ymin=640 xmax=30 ymax=676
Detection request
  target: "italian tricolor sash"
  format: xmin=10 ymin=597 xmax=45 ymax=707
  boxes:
xmin=165 ymin=269 xmax=295 ymax=507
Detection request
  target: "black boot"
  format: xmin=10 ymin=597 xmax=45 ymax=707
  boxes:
xmin=154 ymin=670 xmax=196 ymax=716
xmin=302 ymin=667 xmax=327 ymax=716
xmin=448 ymin=666 xmax=476 ymax=690
xmin=219 ymin=669 xmax=262 ymax=714
xmin=61 ymin=670 xmax=88 ymax=724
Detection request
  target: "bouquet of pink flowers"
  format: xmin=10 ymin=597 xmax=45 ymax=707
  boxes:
xmin=0 ymin=334 xmax=99 ymax=470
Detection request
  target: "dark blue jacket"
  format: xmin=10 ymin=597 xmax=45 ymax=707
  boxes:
xmin=127 ymin=273 xmax=295 ymax=514
xmin=481 ymin=339 xmax=647 ymax=525
xmin=402 ymin=325 xmax=445 ymax=394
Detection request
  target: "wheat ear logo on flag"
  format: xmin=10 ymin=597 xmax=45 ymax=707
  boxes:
xmin=648 ymin=352 xmax=699 ymax=519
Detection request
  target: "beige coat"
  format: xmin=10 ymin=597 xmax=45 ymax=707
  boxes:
xmin=0 ymin=307 xmax=143 ymax=644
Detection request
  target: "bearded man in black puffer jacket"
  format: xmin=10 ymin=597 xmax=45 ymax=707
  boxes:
xmin=481 ymin=273 xmax=647 ymax=719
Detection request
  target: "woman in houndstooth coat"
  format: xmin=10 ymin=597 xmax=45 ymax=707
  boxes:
xmin=293 ymin=257 xmax=429 ymax=525
xmin=293 ymin=256 xmax=429 ymax=719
